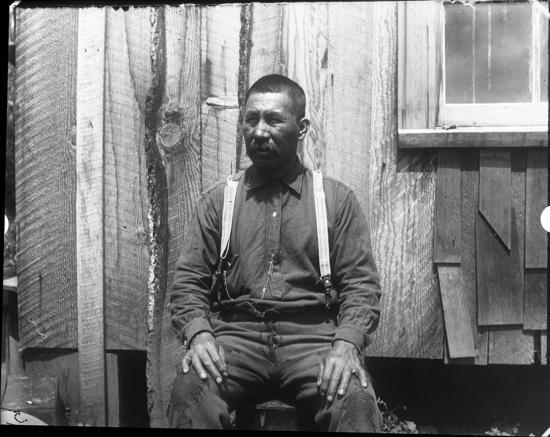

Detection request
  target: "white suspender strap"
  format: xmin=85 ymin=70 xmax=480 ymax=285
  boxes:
xmin=220 ymin=175 xmax=238 ymax=260
xmin=313 ymin=171 xmax=332 ymax=287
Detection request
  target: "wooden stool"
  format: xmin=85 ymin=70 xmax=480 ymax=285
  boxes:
xmin=235 ymin=400 xmax=317 ymax=431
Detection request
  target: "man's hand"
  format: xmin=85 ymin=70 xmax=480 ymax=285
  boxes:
xmin=317 ymin=340 xmax=368 ymax=402
xmin=182 ymin=332 xmax=228 ymax=386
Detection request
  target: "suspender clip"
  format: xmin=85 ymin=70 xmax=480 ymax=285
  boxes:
xmin=318 ymin=275 xmax=333 ymax=310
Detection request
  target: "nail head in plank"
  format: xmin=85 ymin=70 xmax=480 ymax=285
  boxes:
xmin=524 ymin=270 xmax=547 ymax=330
xmin=437 ymin=265 xmax=475 ymax=358
xmin=434 ymin=149 xmax=461 ymax=263
xmin=476 ymin=211 xmax=523 ymax=326
xmin=76 ymin=7 xmax=107 ymax=426
xmin=479 ymin=149 xmax=511 ymax=251
xmin=525 ymin=149 xmax=548 ymax=269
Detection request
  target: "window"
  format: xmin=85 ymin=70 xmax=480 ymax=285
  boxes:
xmin=441 ymin=1 xmax=548 ymax=127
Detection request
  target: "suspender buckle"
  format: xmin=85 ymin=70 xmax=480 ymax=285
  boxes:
xmin=318 ymin=275 xmax=333 ymax=310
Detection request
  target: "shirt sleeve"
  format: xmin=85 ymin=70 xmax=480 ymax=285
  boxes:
xmin=169 ymin=188 xmax=222 ymax=347
xmin=330 ymin=188 xmax=382 ymax=353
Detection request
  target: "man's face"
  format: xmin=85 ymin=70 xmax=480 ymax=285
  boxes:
xmin=243 ymin=92 xmax=309 ymax=174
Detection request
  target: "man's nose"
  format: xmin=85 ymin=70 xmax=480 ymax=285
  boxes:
xmin=253 ymin=120 xmax=269 ymax=141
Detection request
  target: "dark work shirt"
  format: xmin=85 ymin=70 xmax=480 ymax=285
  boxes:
xmin=170 ymin=159 xmax=382 ymax=353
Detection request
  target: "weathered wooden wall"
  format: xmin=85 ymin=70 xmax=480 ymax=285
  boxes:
xmin=14 ymin=2 xmax=546 ymax=428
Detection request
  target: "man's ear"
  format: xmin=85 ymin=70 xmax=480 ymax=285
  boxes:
xmin=298 ymin=118 xmax=310 ymax=141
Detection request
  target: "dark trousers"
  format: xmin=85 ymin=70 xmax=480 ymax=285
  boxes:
xmin=167 ymin=311 xmax=383 ymax=432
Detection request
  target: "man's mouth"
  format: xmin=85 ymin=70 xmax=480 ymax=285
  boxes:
xmin=248 ymin=142 xmax=280 ymax=156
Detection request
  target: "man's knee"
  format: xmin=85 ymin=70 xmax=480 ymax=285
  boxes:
xmin=317 ymin=378 xmax=383 ymax=433
xmin=167 ymin=369 xmax=226 ymax=428
xmin=340 ymin=382 xmax=383 ymax=432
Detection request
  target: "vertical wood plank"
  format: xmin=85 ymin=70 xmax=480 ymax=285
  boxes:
xmin=146 ymin=5 xmax=202 ymax=428
xmin=488 ymin=327 xmax=535 ymax=365
xmin=282 ymin=3 xmax=329 ymax=172
xmin=476 ymin=212 xmax=523 ymax=325
xmin=488 ymin=150 xmax=533 ymax=364
xmin=106 ymin=352 xmax=120 ymax=427
xmin=325 ymin=2 xmax=373 ymax=195
xmin=15 ymin=8 xmax=79 ymax=348
xmin=437 ymin=265 xmax=475 ymax=358
xmin=398 ymin=1 xmax=442 ymax=129
xmin=477 ymin=149 xmax=523 ymax=327
xmin=479 ymin=149 xmax=511 ymax=251
xmin=455 ymin=149 xmax=488 ymax=365
xmin=248 ymin=3 xmax=283 ymax=85
xmin=524 ymin=271 xmax=547 ymax=330
xmin=103 ymin=7 xmax=152 ymax=350
xmin=238 ymin=3 xmax=284 ymax=171
xmin=525 ymin=149 xmax=548 ymax=268
xmin=76 ymin=7 xmax=107 ymax=426
xmin=201 ymin=4 xmax=240 ymax=187
xmin=434 ymin=149 xmax=461 ymax=263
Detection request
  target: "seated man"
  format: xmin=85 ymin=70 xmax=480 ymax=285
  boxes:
xmin=167 ymin=74 xmax=383 ymax=432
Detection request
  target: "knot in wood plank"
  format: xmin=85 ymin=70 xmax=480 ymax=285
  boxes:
xmin=159 ymin=122 xmax=181 ymax=149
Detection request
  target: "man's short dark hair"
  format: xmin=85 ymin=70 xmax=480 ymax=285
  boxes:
xmin=245 ymin=74 xmax=306 ymax=121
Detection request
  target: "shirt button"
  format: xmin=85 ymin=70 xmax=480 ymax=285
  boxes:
xmin=272 ymin=212 xmax=277 ymax=217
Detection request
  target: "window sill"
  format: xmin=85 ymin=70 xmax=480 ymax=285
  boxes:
xmin=398 ymin=126 xmax=548 ymax=149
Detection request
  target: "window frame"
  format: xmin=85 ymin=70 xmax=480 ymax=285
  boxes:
xmin=439 ymin=0 xmax=548 ymax=127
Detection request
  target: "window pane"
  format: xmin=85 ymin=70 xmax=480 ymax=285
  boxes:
xmin=541 ymin=2 xmax=548 ymax=103
xmin=445 ymin=2 xmax=533 ymax=104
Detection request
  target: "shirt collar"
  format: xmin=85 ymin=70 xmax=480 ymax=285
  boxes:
xmin=245 ymin=158 xmax=305 ymax=195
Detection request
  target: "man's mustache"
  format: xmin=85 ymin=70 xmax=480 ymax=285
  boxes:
xmin=247 ymin=140 xmax=281 ymax=156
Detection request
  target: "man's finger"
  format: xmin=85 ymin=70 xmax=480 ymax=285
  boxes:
xmin=182 ymin=353 xmax=192 ymax=374
xmin=218 ymin=345 xmax=228 ymax=378
xmin=357 ymin=367 xmax=369 ymax=388
xmin=207 ymin=345 xmax=227 ymax=381
xmin=336 ymin=367 xmax=352 ymax=397
xmin=191 ymin=353 xmax=209 ymax=380
xmin=317 ymin=361 xmax=324 ymax=387
xmin=197 ymin=347 xmax=224 ymax=383
xmin=320 ymin=359 xmax=336 ymax=397
xmin=326 ymin=364 xmax=344 ymax=401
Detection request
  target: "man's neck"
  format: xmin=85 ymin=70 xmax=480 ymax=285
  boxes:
xmin=257 ymin=155 xmax=299 ymax=181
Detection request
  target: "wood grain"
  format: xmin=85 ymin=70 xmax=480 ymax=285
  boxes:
xmin=524 ymin=271 xmax=547 ymax=330
xmin=525 ymin=149 xmax=548 ymax=268
xmin=455 ymin=150 xmax=488 ymax=365
xmin=324 ymin=1 xmax=372 ymax=197
xmin=324 ymin=3 xmax=441 ymax=359
xmin=487 ymin=150 xmax=532 ymax=364
xmin=437 ymin=265 xmax=475 ymax=358
xmin=398 ymin=127 xmax=548 ymax=149
xmin=434 ymin=149 xmax=461 ymax=263
xmin=201 ymin=4 xmax=240 ymax=187
xmin=15 ymin=8 xmax=79 ymax=349
xmin=398 ymin=1 xmax=442 ymax=129
xmin=103 ymin=7 xmax=151 ymax=350
xmin=282 ymin=3 xmax=329 ymax=172
xmin=238 ymin=2 xmax=284 ymax=171
xmin=76 ymin=7 xmax=107 ymax=425
xmin=479 ymin=149 xmax=512 ymax=251
xmin=23 ymin=350 xmax=81 ymax=425
xmin=147 ymin=5 xmax=203 ymax=428
xmin=106 ymin=352 xmax=120 ymax=427
xmin=488 ymin=327 xmax=535 ymax=365
xmin=476 ymin=211 xmax=523 ymax=325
